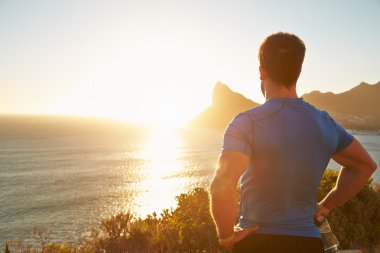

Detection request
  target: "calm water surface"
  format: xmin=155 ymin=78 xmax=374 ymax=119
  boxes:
xmin=0 ymin=116 xmax=379 ymax=246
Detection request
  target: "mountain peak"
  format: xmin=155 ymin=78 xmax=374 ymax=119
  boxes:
xmin=302 ymin=80 xmax=380 ymax=130
xmin=213 ymin=81 xmax=232 ymax=96
xmin=215 ymin=81 xmax=230 ymax=89
xmin=352 ymin=81 xmax=370 ymax=90
xmin=212 ymin=82 xmax=257 ymax=108
xmin=347 ymin=81 xmax=380 ymax=93
xmin=190 ymin=82 xmax=260 ymax=128
xmin=191 ymin=80 xmax=380 ymax=129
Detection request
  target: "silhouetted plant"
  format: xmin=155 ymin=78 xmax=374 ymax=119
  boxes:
xmin=32 ymin=226 xmax=52 ymax=251
xmin=4 ymin=176 xmax=380 ymax=253
xmin=318 ymin=169 xmax=380 ymax=252
xmin=3 ymin=244 xmax=10 ymax=253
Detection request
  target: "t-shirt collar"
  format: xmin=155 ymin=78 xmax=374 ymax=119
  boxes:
xmin=266 ymin=97 xmax=304 ymax=103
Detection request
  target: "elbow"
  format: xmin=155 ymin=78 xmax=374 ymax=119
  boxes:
xmin=361 ymin=160 xmax=377 ymax=178
xmin=369 ymin=161 xmax=377 ymax=173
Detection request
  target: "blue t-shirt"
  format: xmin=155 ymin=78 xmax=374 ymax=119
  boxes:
xmin=222 ymin=97 xmax=354 ymax=238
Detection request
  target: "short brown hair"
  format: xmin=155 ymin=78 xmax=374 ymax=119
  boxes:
xmin=259 ymin=32 xmax=306 ymax=88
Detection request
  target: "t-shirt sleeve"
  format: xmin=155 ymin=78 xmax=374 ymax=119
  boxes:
xmin=334 ymin=121 xmax=354 ymax=154
xmin=222 ymin=113 xmax=253 ymax=157
xmin=325 ymin=113 xmax=354 ymax=154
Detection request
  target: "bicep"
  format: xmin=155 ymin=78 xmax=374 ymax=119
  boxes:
xmin=212 ymin=113 xmax=252 ymax=190
xmin=213 ymin=150 xmax=250 ymax=188
xmin=332 ymin=138 xmax=376 ymax=172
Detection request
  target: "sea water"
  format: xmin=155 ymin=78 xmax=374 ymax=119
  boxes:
xmin=0 ymin=115 xmax=379 ymax=247
xmin=0 ymin=115 xmax=223 ymax=246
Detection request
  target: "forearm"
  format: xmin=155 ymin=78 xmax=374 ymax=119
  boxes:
xmin=210 ymin=177 xmax=238 ymax=238
xmin=320 ymin=165 xmax=374 ymax=211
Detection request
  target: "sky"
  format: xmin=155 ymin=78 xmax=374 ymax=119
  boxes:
xmin=1 ymin=0 xmax=379 ymax=126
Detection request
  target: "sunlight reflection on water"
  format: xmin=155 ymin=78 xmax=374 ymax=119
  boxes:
xmin=133 ymin=128 xmax=187 ymax=216
xmin=0 ymin=122 xmax=223 ymax=246
xmin=2 ymin=118 xmax=379 ymax=247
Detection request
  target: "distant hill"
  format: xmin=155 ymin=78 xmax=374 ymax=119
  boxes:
xmin=302 ymin=81 xmax=380 ymax=130
xmin=190 ymin=81 xmax=380 ymax=130
xmin=189 ymin=82 xmax=259 ymax=128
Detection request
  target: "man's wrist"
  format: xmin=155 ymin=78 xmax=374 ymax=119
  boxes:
xmin=218 ymin=232 xmax=235 ymax=245
xmin=318 ymin=202 xmax=332 ymax=214
xmin=218 ymin=229 xmax=234 ymax=238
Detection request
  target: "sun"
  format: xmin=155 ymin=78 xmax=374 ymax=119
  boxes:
xmin=54 ymin=38 xmax=208 ymax=129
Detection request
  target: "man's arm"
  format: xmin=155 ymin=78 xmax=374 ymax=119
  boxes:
xmin=316 ymin=138 xmax=377 ymax=218
xmin=210 ymin=150 xmax=259 ymax=249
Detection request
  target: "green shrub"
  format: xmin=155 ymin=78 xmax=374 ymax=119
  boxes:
xmin=317 ymin=169 xmax=380 ymax=252
xmin=94 ymin=188 xmax=222 ymax=253
xmin=4 ymin=171 xmax=380 ymax=253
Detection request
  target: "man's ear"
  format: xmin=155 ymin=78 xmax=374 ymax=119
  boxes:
xmin=259 ymin=66 xmax=266 ymax=81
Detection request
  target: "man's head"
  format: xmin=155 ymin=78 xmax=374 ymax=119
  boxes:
xmin=259 ymin=32 xmax=306 ymax=88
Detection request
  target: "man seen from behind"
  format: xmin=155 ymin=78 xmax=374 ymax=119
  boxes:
xmin=209 ymin=32 xmax=377 ymax=253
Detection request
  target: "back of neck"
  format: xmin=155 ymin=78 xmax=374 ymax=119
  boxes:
xmin=264 ymin=80 xmax=298 ymax=101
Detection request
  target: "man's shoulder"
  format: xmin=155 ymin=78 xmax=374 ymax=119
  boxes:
xmin=241 ymin=101 xmax=285 ymax=121
xmin=228 ymin=102 xmax=284 ymax=131
xmin=237 ymin=100 xmax=331 ymax=122
xmin=230 ymin=99 xmax=333 ymax=130
xmin=301 ymin=100 xmax=331 ymax=120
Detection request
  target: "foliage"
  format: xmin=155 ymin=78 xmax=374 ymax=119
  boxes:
xmin=74 ymin=188 xmax=223 ymax=253
xmin=3 ymin=244 xmax=10 ymax=253
xmin=32 ymin=227 xmax=52 ymax=251
xmin=4 ymin=172 xmax=380 ymax=253
xmin=318 ymin=169 xmax=380 ymax=252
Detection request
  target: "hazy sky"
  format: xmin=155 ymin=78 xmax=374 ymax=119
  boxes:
xmin=1 ymin=0 xmax=379 ymax=126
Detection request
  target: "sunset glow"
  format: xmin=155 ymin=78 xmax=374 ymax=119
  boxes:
xmin=55 ymin=40 xmax=208 ymax=127
xmin=1 ymin=1 xmax=380 ymax=250
xmin=1 ymin=1 xmax=379 ymax=127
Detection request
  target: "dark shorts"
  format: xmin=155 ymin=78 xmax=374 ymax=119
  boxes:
xmin=232 ymin=233 xmax=324 ymax=253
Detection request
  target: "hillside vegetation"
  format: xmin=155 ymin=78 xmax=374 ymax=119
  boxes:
xmin=4 ymin=170 xmax=380 ymax=253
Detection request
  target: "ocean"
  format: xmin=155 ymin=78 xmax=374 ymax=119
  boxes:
xmin=0 ymin=115 xmax=379 ymax=247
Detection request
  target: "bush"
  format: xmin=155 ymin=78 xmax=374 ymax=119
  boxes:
xmin=73 ymin=188 xmax=223 ymax=253
xmin=317 ymin=169 xmax=380 ymax=252
xmin=4 ymin=171 xmax=380 ymax=253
